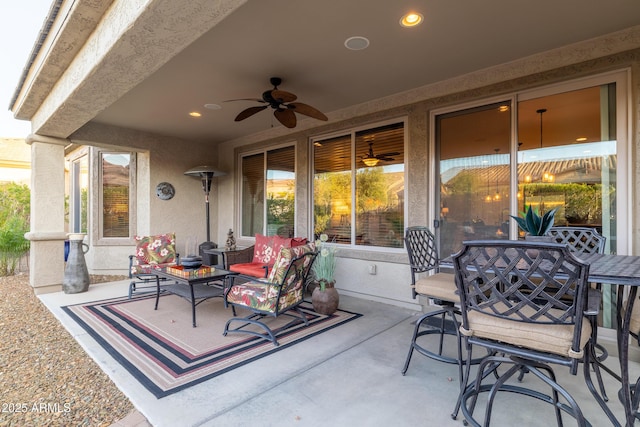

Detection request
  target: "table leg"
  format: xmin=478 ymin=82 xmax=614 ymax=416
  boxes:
xmin=190 ymin=283 xmax=197 ymax=327
xmin=618 ymin=285 xmax=637 ymax=427
xmin=155 ymin=276 xmax=161 ymax=310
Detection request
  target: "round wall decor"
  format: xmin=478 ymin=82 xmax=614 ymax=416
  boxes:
xmin=155 ymin=182 xmax=175 ymax=200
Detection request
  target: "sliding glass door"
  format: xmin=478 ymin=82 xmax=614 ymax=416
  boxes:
xmin=434 ymin=72 xmax=627 ymax=329
xmin=436 ymin=101 xmax=512 ymax=259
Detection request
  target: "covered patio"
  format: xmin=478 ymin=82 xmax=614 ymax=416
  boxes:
xmin=37 ymin=278 xmax=640 ymax=426
xmin=7 ymin=1 xmax=640 ymax=425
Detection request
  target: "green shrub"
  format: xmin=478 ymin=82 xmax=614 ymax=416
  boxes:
xmin=0 ymin=183 xmax=30 ymax=276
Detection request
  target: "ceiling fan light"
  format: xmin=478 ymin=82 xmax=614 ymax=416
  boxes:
xmin=363 ymin=157 xmax=379 ymax=167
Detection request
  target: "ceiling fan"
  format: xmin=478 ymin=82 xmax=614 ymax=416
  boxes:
xmin=227 ymin=77 xmax=328 ymax=129
xmin=360 ymin=142 xmax=399 ymax=167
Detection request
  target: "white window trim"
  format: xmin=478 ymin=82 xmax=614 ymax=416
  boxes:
xmin=309 ymin=116 xmax=409 ymax=253
xmin=237 ymin=141 xmax=297 ymax=240
xmin=429 ymin=68 xmax=630 ymax=254
xmin=92 ymin=149 xmax=137 ymax=246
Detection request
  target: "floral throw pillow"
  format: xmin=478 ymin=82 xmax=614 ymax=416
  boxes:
xmin=134 ymin=233 xmax=177 ymax=265
xmin=252 ymin=234 xmax=293 ymax=266
xmin=267 ymin=242 xmax=316 ymax=284
xmin=252 ymin=234 xmax=275 ymax=264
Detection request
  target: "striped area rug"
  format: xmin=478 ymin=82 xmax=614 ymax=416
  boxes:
xmin=63 ymin=294 xmax=361 ymax=398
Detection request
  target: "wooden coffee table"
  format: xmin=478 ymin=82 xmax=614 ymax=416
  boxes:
xmin=153 ymin=266 xmax=236 ymax=327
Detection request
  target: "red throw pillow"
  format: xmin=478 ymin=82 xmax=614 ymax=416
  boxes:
xmin=291 ymin=237 xmax=307 ymax=247
xmin=252 ymin=234 xmax=275 ymax=264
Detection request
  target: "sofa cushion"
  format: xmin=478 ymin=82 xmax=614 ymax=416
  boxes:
xmin=229 ymin=262 xmax=268 ymax=278
xmin=291 ymin=237 xmax=307 ymax=247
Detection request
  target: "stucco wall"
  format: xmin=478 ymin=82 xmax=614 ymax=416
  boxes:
xmin=72 ymin=127 xmax=226 ymax=275
xmin=214 ymin=49 xmax=640 ymax=309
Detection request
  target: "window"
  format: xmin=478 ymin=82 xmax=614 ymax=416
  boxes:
xmin=313 ymin=121 xmax=405 ymax=248
xmin=240 ymin=145 xmax=296 ymax=237
xmin=436 ymin=102 xmax=511 ymax=258
xmin=68 ymin=152 xmax=88 ymax=234
xmin=99 ymin=152 xmax=134 ymax=239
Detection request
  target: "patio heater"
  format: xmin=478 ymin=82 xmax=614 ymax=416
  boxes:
xmin=184 ymin=165 xmax=227 ymax=266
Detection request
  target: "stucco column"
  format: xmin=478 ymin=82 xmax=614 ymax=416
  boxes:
xmin=24 ymin=134 xmax=68 ymax=294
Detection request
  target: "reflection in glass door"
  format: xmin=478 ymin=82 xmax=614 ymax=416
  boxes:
xmin=517 ymin=84 xmax=617 ymax=328
xmin=435 ymin=82 xmax=619 ymax=329
xmin=436 ymin=101 xmax=512 ymax=258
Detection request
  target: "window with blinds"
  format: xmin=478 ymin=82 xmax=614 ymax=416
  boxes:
xmin=241 ymin=145 xmax=295 ymax=237
xmin=313 ymin=121 xmax=405 ymax=248
xmin=101 ymin=153 xmax=131 ymax=238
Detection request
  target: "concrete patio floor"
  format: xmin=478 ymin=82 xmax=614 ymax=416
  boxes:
xmin=39 ymin=279 xmax=637 ymax=426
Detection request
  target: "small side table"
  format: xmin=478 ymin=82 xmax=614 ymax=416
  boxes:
xmin=203 ymin=247 xmax=250 ymax=270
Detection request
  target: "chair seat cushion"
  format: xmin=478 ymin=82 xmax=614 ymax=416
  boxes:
xmin=462 ymin=307 xmax=592 ymax=358
xmin=226 ymin=280 xmax=304 ymax=313
xmin=226 ymin=281 xmax=279 ymax=312
xmin=229 ymin=262 xmax=268 ymax=278
xmin=414 ymin=273 xmax=458 ymax=303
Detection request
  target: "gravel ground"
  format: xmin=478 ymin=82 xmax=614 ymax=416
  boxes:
xmin=0 ymin=273 xmax=134 ymax=427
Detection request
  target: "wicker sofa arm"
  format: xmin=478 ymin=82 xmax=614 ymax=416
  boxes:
xmin=223 ymin=245 xmax=255 ymax=268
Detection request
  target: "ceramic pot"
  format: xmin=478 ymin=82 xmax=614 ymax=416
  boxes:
xmin=524 ymin=234 xmax=554 ymax=257
xmin=312 ymin=281 xmax=339 ymax=315
xmin=62 ymin=234 xmax=90 ymax=294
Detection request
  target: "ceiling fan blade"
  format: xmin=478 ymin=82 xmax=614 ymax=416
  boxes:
xmin=377 ymin=152 xmax=400 ymax=157
xmin=289 ymin=102 xmax=328 ymax=121
xmin=224 ymin=98 xmax=265 ymax=103
xmin=378 ymin=157 xmax=396 ymax=161
xmin=274 ymin=109 xmax=296 ymax=128
xmin=271 ymin=90 xmax=297 ymax=103
xmin=235 ymin=105 xmax=268 ymax=121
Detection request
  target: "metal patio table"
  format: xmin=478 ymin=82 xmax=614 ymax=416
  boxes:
xmin=153 ymin=267 xmax=236 ymax=327
xmin=578 ymin=253 xmax=640 ymax=427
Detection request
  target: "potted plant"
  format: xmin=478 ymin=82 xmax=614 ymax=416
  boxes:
xmin=311 ymin=234 xmax=339 ymax=315
xmin=510 ymin=205 xmax=557 ymax=241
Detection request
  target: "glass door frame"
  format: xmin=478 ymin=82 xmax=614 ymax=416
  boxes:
xmin=429 ymin=69 xmax=630 ymax=256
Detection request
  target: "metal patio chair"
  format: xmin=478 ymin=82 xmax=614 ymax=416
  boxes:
xmin=128 ymin=232 xmax=179 ymax=298
xmin=452 ymin=240 xmax=615 ymax=426
xmin=549 ymin=226 xmax=610 ymax=399
xmin=223 ymin=244 xmax=317 ymax=346
xmin=402 ymin=226 xmax=478 ymax=418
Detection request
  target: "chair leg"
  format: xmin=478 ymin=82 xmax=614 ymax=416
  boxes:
xmin=224 ymin=314 xmax=279 ymax=345
xmin=459 ymin=354 xmax=588 ymax=427
xmin=582 ymin=343 xmax=621 ymax=426
xmin=223 ymin=307 xmax=310 ymax=347
xmin=589 ymin=314 xmax=610 ymax=401
xmin=402 ymin=308 xmax=455 ymax=375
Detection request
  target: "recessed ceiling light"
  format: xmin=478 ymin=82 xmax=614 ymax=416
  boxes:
xmin=344 ymin=36 xmax=370 ymax=50
xmin=498 ymin=105 xmax=509 ymax=112
xmin=204 ymin=103 xmax=221 ymax=110
xmin=576 ymin=137 xmax=588 ymax=142
xmin=189 ymin=111 xmax=202 ymax=117
xmin=400 ymin=12 xmax=423 ymax=28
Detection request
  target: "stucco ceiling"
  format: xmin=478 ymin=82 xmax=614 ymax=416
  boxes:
xmin=45 ymin=1 xmax=640 ymax=144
